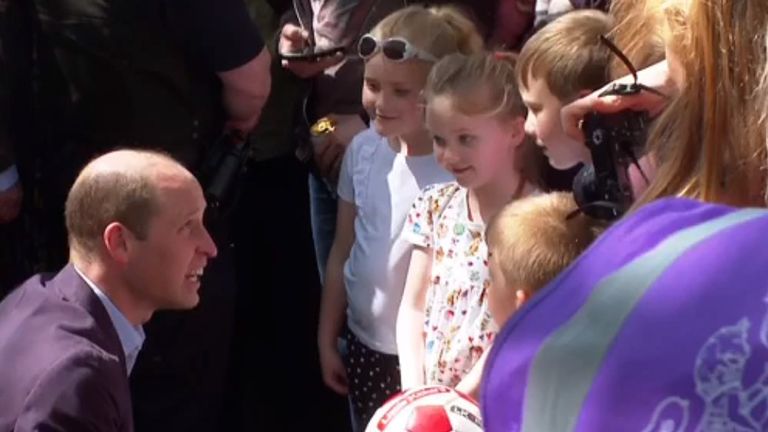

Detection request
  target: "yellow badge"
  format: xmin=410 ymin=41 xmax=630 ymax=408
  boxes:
xmin=310 ymin=117 xmax=337 ymax=137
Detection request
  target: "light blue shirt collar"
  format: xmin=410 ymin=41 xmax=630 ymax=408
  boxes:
xmin=74 ymin=267 xmax=146 ymax=375
xmin=0 ymin=165 xmax=18 ymax=192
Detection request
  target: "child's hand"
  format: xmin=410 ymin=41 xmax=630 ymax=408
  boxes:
xmin=455 ymin=349 xmax=492 ymax=402
xmin=319 ymin=343 xmax=349 ymax=395
xmin=455 ymin=374 xmax=481 ymax=402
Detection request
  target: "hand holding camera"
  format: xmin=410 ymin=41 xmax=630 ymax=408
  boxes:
xmin=573 ymin=108 xmax=649 ymax=220
xmin=570 ymin=36 xmax=670 ymax=221
xmin=562 ymin=60 xmax=674 ymax=145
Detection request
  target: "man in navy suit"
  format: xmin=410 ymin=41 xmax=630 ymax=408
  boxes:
xmin=0 ymin=149 xmax=218 ymax=431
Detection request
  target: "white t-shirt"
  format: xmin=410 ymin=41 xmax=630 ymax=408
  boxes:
xmin=337 ymin=128 xmax=452 ymax=355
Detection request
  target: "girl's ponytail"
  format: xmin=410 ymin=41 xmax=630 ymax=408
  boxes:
xmin=429 ymin=6 xmax=484 ymax=56
xmin=369 ymin=5 xmax=483 ymax=61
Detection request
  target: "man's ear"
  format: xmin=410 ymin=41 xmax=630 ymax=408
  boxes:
xmin=103 ymin=222 xmax=131 ymax=265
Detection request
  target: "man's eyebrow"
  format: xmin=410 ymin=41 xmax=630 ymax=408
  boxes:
xmin=181 ymin=205 xmax=205 ymax=220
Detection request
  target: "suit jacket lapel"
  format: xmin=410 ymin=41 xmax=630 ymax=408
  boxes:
xmin=52 ymin=264 xmax=128 ymax=373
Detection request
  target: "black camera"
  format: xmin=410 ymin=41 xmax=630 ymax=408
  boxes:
xmin=198 ymin=129 xmax=250 ymax=223
xmin=573 ymin=107 xmax=648 ymax=220
xmin=571 ymin=36 xmax=663 ymax=221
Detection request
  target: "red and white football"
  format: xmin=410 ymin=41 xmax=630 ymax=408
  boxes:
xmin=365 ymin=385 xmax=484 ymax=432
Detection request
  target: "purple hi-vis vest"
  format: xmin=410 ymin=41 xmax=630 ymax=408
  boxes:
xmin=481 ymin=198 xmax=768 ymax=432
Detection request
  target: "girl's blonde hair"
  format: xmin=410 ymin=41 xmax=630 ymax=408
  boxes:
xmin=425 ymin=52 xmax=526 ymax=119
xmin=424 ymin=52 xmax=541 ymax=187
xmin=370 ymin=5 xmax=484 ymax=60
xmin=636 ymin=0 xmax=768 ymax=207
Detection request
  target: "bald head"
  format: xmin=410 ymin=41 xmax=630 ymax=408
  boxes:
xmin=65 ymin=150 xmax=194 ymax=258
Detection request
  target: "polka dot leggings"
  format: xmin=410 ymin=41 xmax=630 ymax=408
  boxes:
xmin=343 ymin=329 xmax=402 ymax=429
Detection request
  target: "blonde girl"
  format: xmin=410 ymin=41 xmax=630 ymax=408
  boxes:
xmin=397 ymin=52 xmax=540 ymax=397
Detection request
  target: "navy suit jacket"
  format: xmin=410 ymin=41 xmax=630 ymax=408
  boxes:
xmin=0 ymin=264 xmax=133 ymax=432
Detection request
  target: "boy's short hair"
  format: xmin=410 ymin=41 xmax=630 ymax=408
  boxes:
xmin=486 ymin=192 xmax=605 ymax=293
xmin=517 ymin=10 xmax=614 ymax=102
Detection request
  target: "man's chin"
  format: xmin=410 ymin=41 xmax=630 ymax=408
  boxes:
xmin=171 ymin=296 xmax=200 ymax=310
xmin=165 ymin=287 xmax=201 ymax=310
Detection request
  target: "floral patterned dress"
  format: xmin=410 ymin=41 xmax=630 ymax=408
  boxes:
xmin=402 ymin=182 xmax=497 ymax=387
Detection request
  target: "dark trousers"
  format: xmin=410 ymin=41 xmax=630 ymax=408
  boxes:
xmin=344 ymin=329 xmax=402 ymax=430
xmin=223 ymin=154 xmax=351 ymax=431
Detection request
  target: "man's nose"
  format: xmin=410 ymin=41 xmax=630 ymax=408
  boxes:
xmin=199 ymin=227 xmax=218 ymax=259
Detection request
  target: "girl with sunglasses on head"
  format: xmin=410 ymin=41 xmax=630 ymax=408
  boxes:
xmin=317 ymin=5 xmax=482 ymax=429
xmin=397 ymin=52 xmax=541 ymax=399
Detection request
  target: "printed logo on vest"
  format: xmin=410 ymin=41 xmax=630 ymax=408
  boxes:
xmin=643 ymin=309 xmax=768 ymax=432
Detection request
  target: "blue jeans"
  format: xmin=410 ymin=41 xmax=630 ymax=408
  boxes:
xmin=309 ymin=172 xmax=338 ymax=283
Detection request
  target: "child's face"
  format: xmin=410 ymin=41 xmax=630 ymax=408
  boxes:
xmin=362 ymin=54 xmax=431 ymax=138
xmin=488 ymin=251 xmax=519 ymax=328
xmin=519 ymin=75 xmax=590 ymax=170
xmin=426 ymin=94 xmax=525 ymax=189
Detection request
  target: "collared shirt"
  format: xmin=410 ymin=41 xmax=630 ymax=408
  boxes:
xmin=74 ymin=267 xmax=146 ymax=375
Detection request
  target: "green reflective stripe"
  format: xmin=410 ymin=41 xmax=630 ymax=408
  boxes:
xmin=522 ymin=208 xmax=767 ymax=432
